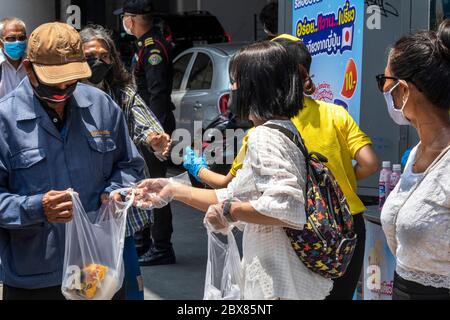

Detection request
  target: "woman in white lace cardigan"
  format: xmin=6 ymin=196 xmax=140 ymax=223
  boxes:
xmin=132 ymin=41 xmax=333 ymax=299
xmin=379 ymin=20 xmax=450 ymax=300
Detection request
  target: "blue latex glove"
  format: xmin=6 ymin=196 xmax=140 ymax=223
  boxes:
xmin=183 ymin=147 xmax=209 ymax=182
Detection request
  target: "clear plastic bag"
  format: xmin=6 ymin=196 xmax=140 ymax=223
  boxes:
xmin=61 ymin=189 xmax=134 ymax=300
xmin=133 ymin=172 xmax=192 ymax=210
xmin=204 ymin=228 xmax=243 ymax=300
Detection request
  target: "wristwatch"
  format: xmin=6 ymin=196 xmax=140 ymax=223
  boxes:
xmin=223 ymin=200 xmax=237 ymax=223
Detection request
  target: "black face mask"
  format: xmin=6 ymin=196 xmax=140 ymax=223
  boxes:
xmin=31 ymin=67 xmax=78 ymax=103
xmin=87 ymin=57 xmax=112 ymax=85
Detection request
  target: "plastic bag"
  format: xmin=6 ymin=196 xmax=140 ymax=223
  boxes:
xmin=61 ymin=189 xmax=134 ymax=300
xmin=133 ymin=172 xmax=192 ymax=210
xmin=204 ymin=228 xmax=243 ymax=300
xmin=171 ymin=171 xmax=194 ymax=186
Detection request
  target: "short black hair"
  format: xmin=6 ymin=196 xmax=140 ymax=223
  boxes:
xmin=389 ymin=18 xmax=450 ymax=111
xmin=229 ymin=41 xmax=304 ymax=121
xmin=259 ymin=2 xmax=278 ymax=35
xmin=273 ymin=38 xmax=315 ymax=95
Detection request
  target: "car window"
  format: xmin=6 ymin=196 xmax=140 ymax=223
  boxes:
xmin=173 ymin=53 xmax=193 ymax=90
xmin=186 ymin=53 xmax=213 ymax=90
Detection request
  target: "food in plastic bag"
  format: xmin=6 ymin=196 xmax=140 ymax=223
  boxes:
xmin=62 ymin=189 xmax=134 ymax=300
xmin=73 ymin=263 xmax=109 ymax=299
xmin=203 ymin=227 xmax=243 ymax=300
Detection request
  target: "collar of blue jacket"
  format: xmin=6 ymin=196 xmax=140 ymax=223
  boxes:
xmin=0 ymin=78 xmax=145 ymax=289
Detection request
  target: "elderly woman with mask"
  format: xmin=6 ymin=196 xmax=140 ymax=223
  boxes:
xmin=80 ymin=25 xmax=172 ymax=300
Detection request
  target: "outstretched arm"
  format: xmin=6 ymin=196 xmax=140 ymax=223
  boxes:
xmin=170 ymin=183 xmax=219 ymax=212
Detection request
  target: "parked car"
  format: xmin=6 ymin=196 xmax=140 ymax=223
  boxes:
xmin=171 ymin=42 xmax=252 ymax=180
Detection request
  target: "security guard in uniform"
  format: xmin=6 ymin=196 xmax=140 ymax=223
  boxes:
xmin=116 ymin=0 xmax=176 ymax=266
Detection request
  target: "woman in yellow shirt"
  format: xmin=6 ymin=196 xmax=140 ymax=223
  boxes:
xmin=183 ymin=35 xmax=380 ymax=299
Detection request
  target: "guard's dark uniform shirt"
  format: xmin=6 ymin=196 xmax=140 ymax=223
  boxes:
xmin=134 ymin=28 xmax=175 ymax=134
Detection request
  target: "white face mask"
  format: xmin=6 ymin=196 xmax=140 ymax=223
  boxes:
xmin=383 ymin=82 xmax=411 ymax=126
xmin=123 ymin=17 xmax=134 ymax=36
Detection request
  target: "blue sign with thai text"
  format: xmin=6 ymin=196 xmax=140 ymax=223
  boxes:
xmin=292 ymin=0 xmax=365 ymax=123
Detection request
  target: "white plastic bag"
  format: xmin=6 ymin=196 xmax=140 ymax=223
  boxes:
xmin=61 ymin=189 xmax=134 ymax=300
xmin=204 ymin=228 xmax=243 ymax=300
xmin=133 ymin=172 xmax=192 ymax=210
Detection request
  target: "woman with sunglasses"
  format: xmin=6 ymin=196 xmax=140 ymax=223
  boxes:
xmin=379 ymin=19 xmax=450 ymax=300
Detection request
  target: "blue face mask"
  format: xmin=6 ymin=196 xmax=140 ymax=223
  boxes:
xmin=2 ymin=40 xmax=27 ymax=61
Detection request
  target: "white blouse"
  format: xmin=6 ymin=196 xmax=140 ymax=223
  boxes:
xmin=381 ymin=145 xmax=450 ymax=289
xmin=216 ymin=120 xmax=333 ymax=300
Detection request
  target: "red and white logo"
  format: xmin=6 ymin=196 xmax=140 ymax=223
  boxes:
xmin=341 ymin=26 xmax=354 ymax=49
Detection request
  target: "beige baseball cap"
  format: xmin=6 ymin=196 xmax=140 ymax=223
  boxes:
xmin=27 ymin=22 xmax=91 ymax=85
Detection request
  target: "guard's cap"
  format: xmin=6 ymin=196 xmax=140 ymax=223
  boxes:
xmin=114 ymin=0 xmax=154 ymax=16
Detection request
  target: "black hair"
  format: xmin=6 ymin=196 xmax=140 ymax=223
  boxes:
xmin=389 ymin=18 xmax=450 ymax=111
xmin=273 ymin=38 xmax=315 ymax=95
xmin=438 ymin=18 xmax=450 ymax=54
xmin=259 ymin=2 xmax=278 ymax=36
xmin=229 ymin=41 xmax=304 ymax=121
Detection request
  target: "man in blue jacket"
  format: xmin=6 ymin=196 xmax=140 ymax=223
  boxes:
xmin=0 ymin=22 xmax=145 ymax=300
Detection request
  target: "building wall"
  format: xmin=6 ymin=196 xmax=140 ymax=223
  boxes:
xmin=56 ymin=0 xmax=274 ymax=41
xmin=0 ymin=0 xmax=55 ymax=33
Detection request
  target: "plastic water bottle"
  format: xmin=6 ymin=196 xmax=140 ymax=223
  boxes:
xmin=379 ymin=161 xmax=392 ymax=210
xmin=389 ymin=164 xmax=402 ymax=193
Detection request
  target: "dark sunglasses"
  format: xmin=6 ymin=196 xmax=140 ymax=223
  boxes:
xmin=3 ymin=35 xmax=27 ymax=42
xmin=376 ymin=74 xmax=422 ymax=93
xmin=375 ymin=74 xmax=400 ymax=93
